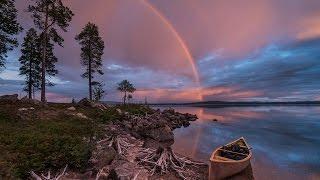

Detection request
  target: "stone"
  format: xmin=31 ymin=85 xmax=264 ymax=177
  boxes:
xmin=20 ymin=97 xmax=41 ymax=105
xmin=75 ymin=113 xmax=88 ymax=119
xmin=21 ymin=96 xmax=28 ymax=101
xmin=116 ymin=108 xmax=122 ymax=114
xmin=78 ymin=98 xmax=92 ymax=107
xmin=18 ymin=107 xmax=35 ymax=111
xmin=67 ymin=106 xmax=76 ymax=111
xmin=0 ymin=94 xmax=18 ymax=102
xmin=93 ymin=146 xmax=117 ymax=169
xmin=109 ymin=160 xmax=148 ymax=180
xmin=92 ymin=103 xmax=108 ymax=110
xmin=144 ymin=125 xmax=174 ymax=142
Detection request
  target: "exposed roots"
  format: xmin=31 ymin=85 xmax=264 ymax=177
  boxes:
xmin=136 ymin=146 xmax=206 ymax=179
xmin=106 ymin=135 xmax=136 ymax=155
xmin=30 ymin=165 xmax=68 ymax=180
xmin=104 ymin=135 xmax=206 ymax=180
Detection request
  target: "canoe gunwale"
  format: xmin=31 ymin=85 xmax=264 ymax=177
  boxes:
xmin=210 ymin=137 xmax=252 ymax=163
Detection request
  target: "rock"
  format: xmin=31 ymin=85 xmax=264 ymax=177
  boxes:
xmin=67 ymin=106 xmax=76 ymax=111
xmin=109 ymin=160 xmax=149 ymax=180
xmin=20 ymin=97 xmax=41 ymax=105
xmin=18 ymin=107 xmax=35 ymax=111
xmin=92 ymin=146 xmax=117 ymax=169
xmin=75 ymin=113 xmax=88 ymax=119
xmin=143 ymin=125 xmax=174 ymax=142
xmin=0 ymin=94 xmax=18 ymax=102
xmin=21 ymin=96 xmax=28 ymax=101
xmin=116 ymin=108 xmax=122 ymax=114
xmin=92 ymin=102 xmax=108 ymax=110
xmin=78 ymin=98 xmax=92 ymax=107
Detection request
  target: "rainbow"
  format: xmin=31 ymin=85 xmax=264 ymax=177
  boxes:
xmin=139 ymin=0 xmax=202 ymax=100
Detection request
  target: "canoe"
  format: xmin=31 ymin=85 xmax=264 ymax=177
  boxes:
xmin=209 ymin=137 xmax=252 ymax=180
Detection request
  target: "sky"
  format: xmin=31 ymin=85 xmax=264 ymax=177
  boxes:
xmin=0 ymin=0 xmax=320 ymax=103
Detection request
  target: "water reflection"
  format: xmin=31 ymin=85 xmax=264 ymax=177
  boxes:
xmin=167 ymin=106 xmax=320 ymax=180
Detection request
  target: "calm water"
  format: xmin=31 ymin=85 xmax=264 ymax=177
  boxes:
xmin=163 ymin=106 xmax=320 ymax=180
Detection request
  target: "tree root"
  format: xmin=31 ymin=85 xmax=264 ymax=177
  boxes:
xmin=136 ymin=146 xmax=206 ymax=179
xmin=104 ymin=135 xmax=206 ymax=180
xmin=30 ymin=165 xmax=68 ymax=180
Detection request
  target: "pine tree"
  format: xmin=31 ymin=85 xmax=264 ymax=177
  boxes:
xmin=117 ymin=80 xmax=136 ymax=105
xmin=38 ymin=32 xmax=58 ymax=87
xmin=0 ymin=0 xmax=22 ymax=70
xmin=19 ymin=28 xmax=41 ymax=99
xmin=75 ymin=22 xmax=105 ymax=101
xmin=92 ymin=81 xmax=105 ymax=102
xmin=28 ymin=0 xmax=73 ymax=102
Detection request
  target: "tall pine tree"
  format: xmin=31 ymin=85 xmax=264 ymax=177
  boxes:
xmin=75 ymin=22 xmax=105 ymax=101
xmin=0 ymin=0 xmax=22 ymax=70
xmin=19 ymin=28 xmax=41 ymax=99
xmin=28 ymin=0 xmax=73 ymax=102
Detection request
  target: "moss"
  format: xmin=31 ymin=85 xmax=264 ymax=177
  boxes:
xmin=0 ymin=102 xmax=152 ymax=179
xmin=0 ymin=104 xmax=101 ymax=179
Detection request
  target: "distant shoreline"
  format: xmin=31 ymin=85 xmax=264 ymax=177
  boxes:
xmin=148 ymin=101 xmax=320 ymax=107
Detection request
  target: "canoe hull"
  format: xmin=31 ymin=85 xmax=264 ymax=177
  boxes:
xmin=209 ymin=137 xmax=252 ymax=180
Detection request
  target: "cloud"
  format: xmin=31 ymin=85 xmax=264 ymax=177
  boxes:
xmin=1 ymin=0 xmax=320 ymax=102
xmin=199 ymin=38 xmax=320 ymax=101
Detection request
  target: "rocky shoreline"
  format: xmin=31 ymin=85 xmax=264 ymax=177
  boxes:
xmin=0 ymin=94 xmax=208 ymax=179
xmin=70 ymin=101 xmax=208 ymax=179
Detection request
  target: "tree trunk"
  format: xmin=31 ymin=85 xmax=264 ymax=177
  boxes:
xmin=89 ymin=61 xmax=92 ymax=101
xmin=88 ymin=45 xmax=92 ymax=101
xmin=41 ymin=5 xmax=49 ymax=103
xmin=28 ymin=59 xmax=32 ymax=99
xmin=123 ymin=91 xmax=127 ymax=105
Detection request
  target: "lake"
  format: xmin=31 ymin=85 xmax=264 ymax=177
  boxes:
xmin=162 ymin=106 xmax=320 ymax=180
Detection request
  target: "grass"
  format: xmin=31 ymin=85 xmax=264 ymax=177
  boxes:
xmin=0 ymin=102 xmax=153 ymax=179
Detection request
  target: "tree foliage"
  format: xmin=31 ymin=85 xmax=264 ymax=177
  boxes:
xmin=117 ymin=80 xmax=136 ymax=104
xmin=19 ymin=28 xmax=41 ymax=99
xmin=92 ymin=81 xmax=105 ymax=102
xmin=0 ymin=0 xmax=22 ymax=70
xmin=75 ymin=22 xmax=105 ymax=101
xmin=28 ymin=0 xmax=73 ymax=102
xmin=38 ymin=32 xmax=58 ymax=86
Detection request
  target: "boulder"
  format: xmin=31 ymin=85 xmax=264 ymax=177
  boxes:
xmin=0 ymin=94 xmax=18 ymax=102
xmin=21 ymin=96 xmax=28 ymax=101
xmin=20 ymin=97 xmax=41 ymax=105
xmin=78 ymin=98 xmax=92 ymax=107
xmin=116 ymin=108 xmax=122 ymax=114
xmin=143 ymin=125 xmax=174 ymax=142
xmin=92 ymin=146 xmax=117 ymax=169
xmin=75 ymin=113 xmax=88 ymax=119
xmin=92 ymin=102 xmax=108 ymax=110
xmin=18 ymin=108 xmax=28 ymax=111
xmin=108 ymin=160 xmax=149 ymax=180
xmin=67 ymin=106 xmax=76 ymax=111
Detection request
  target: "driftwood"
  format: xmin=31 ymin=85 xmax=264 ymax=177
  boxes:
xmin=30 ymin=165 xmax=68 ymax=180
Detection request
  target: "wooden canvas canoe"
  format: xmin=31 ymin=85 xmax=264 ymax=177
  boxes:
xmin=209 ymin=137 xmax=252 ymax=180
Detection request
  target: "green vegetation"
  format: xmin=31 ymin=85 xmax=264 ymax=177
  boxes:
xmin=117 ymin=80 xmax=136 ymax=104
xmin=0 ymin=102 xmax=153 ymax=179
